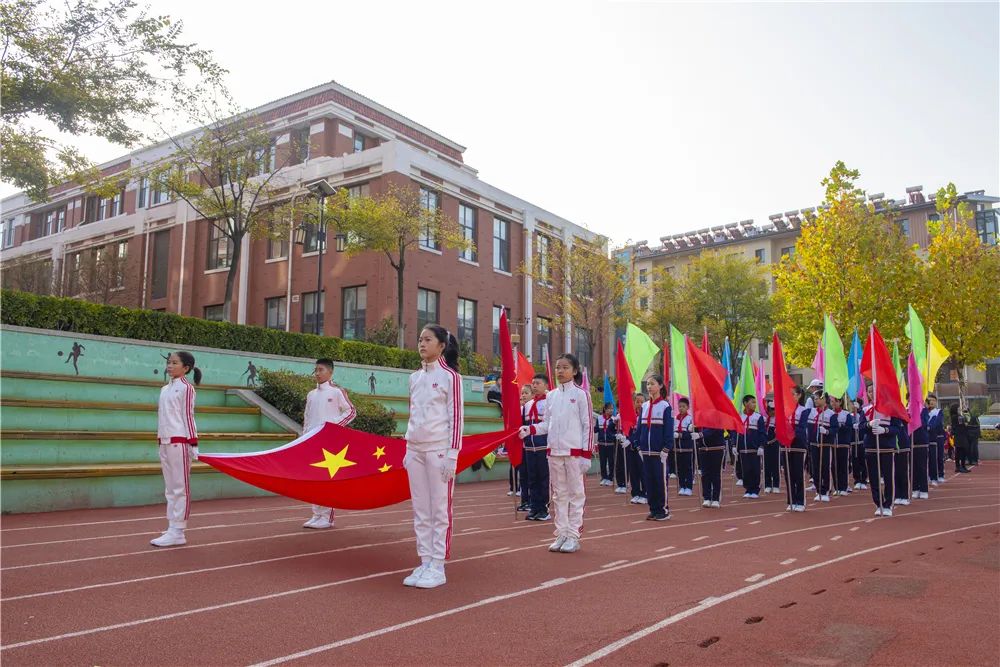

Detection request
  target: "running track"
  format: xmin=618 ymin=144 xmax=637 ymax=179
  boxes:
xmin=2 ymin=464 xmax=998 ymax=666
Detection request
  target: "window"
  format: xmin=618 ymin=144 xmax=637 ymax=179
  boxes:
xmin=537 ymin=316 xmax=551 ymax=361
xmin=418 ymin=188 xmax=440 ymax=250
xmin=84 ymin=196 xmax=98 ymax=223
xmin=639 ymin=296 xmax=649 ymax=311
xmin=1 ymin=218 xmax=14 ymax=248
xmin=43 ymin=208 xmax=65 ymax=236
xmin=302 ymin=290 xmax=325 ymax=334
xmin=148 ymin=179 xmax=171 ymax=206
xmin=112 ymin=240 xmax=127 ymax=289
xmin=638 ymin=268 xmax=648 ymax=284
xmin=458 ymin=204 xmax=477 ymax=262
xmin=493 ymin=217 xmax=510 ymax=272
xmin=151 ymin=230 xmax=170 ymax=299
xmin=754 ymin=248 xmax=766 ymax=264
xmin=265 ymin=296 xmax=287 ymax=330
xmin=574 ymin=327 xmax=592 ymax=374
xmin=986 ymin=362 xmax=1000 ymax=386
xmin=347 ymin=183 xmax=370 ymax=199
xmin=138 ymin=178 xmax=149 ymax=208
xmin=67 ymin=252 xmax=83 ymax=295
xmin=110 ymin=189 xmax=124 ymax=217
xmin=301 ymin=221 xmax=322 ymax=254
xmin=781 ymin=246 xmax=795 ymax=259
xmin=342 ymin=286 xmax=367 ymax=340
xmin=758 ymin=341 xmax=769 ymax=360
xmin=537 ymin=234 xmax=550 ymax=283
xmin=417 ymin=288 xmax=440 ymax=333
xmin=492 ymin=305 xmax=510 ymax=356
xmin=204 ymin=305 xmax=224 ymax=321
xmin=267 ymin=236 xmax=288 ymax=260
xmin=353 ymin=133 xmax=365 ymax=153
xmin=896 ymin=218 xmax=910 ymax=236
xmin=292 ymin=127 xmax=310 ymax=163
xmin=206 ymin=222 xmax=233 ymax=270
xmin=457 ymin=298 xmax=477 ymax=350
xmin=975 ymin=209 xmax=998 ymax=245
xmin=255 ymin=142 xmax=276 ymax=175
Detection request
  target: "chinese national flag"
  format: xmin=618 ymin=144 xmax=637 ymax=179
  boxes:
xmin=771 ymin=333 xmax=796 ymax=447
xmin=860 ymin=324 xmax=909 ymax=422
xmin=616 ymin=338 xmax=638 ymax=436
xmin=686 ymin=337 xmax=745 ymax=433
xmin=499 ymin=309 xmax=524 ymax=467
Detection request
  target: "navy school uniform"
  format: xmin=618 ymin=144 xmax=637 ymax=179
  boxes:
xmin=780 ymin=405 xmax=809 ymax=507
xmin=595 ymin=415 xmax=619 ymax=483
xmin=927 ymin=408 xmax=945 ymax=481
xmin=851 ymin=410 xmax=868 ymax=486
xmin=830 ymin=409 xmax=854 ymax=494
xmin=673 ymin=413 xmax=697 ymax=491
xmin=864 ymin=409 xmax=900 ymax=511
xmin=763 ymin=415 xmax=781 ymax=491
xmin=522 ymin=396 xmax=550 ymax=517
xmin=736 ymin=410 xmax=766 ymax=495
xmin=636 ymin=398 xmax=674 ymax=516
xmin=700 ymin=428 xmax=727 ymax=503
xmin=803 ymin=407 xmax=834 ymax=497
xmin=625 ymin=422 xmax=645 ymax=500
xmin=911 ymin=407 xmax=930 ymax=495
xmin=894 ymin=414 xmax=912 ymax=502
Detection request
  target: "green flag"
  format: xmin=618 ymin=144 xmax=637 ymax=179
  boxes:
xmin=822 ymin=315 xmax=849 ymax=399
xmin=624 ymin=323 xmax=659 ymax=390
xmin=905 ymin=305 xmax=927 ymax=379
xmin=669 ymin=324 xmax=689 ymax=397
xmin=733 ymin=349 xmax=756 ymax=410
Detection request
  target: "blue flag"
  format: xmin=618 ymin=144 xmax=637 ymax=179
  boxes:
xmin=722 ymin=337 xmax=734 ymax=398
xmin=847 ymin=329 xmax=863 ymax=400
xmin=603 ymin=372 xmax=617 ymax=415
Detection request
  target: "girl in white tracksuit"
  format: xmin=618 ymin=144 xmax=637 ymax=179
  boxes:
xmin=402 ymin=325 xmax=464 ymax=589
xmin=519 ymin=353 xmax=593 ymax=554
xmin=151 ymin=351 xmax=201 ymax=548
xmin=302 ymin=358 xmax=357 ymax=529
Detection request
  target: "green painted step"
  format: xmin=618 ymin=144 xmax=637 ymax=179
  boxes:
xmin=374 ymin=394 xmax=500 ymax=419
xmin=0 ymin=435 xmax=290 ymax=466
xmin=0 ymin=373 xmax=236 ymax=407
xmin=0 ymin=404 xmax=282 ymax=433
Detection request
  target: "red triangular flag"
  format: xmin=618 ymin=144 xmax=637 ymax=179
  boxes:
xmin=701 ymin=329 xmax=711 ymax=354
xmin=499 ymin=310 xmax=524 ymax=467
xmin=686 ymin=338 xmax=745 ymax=433
xmin=543 ymin=344 xmax=554 ymax=390
xmin=772 ymin=333 xmax=797 ymax=447
xmin=515 ymin=349 xmax=535 ymax=389
xmin=616 ymin=338 xmax=638 ymax=436
xmin=859 ymin=324 xmax=909 ymax=422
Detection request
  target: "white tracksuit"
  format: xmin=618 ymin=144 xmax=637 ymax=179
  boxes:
xmin=403 ymin=359 xmax=464 ymax=564
xmin=157 ymin=376 xmax=199 ymax=530
xmin=528 ymin=381 xmax=593 ymax=540
xmin=304 ymin=381 xmax=357 ymax=522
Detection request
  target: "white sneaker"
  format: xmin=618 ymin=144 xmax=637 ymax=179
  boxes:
xmin=820 ymin=495 xmax=830 ymax=502
xmin=814 ymin=495 xmax=822 ymax=502
xmin=736 ymin=479 xmax=743 ymax=487
xmin=515 ymin=490 xmax=521 ymax=496
xmin=749 ymin=493 xmax=759 ymax=499
xmin=415 ymin=566 xmax=447 ymax=589
xmin=882 ymin=508 xmax=893 ymax=517
xmin=711 ymin=501 xmax=721 ymax=508
xmin=506 ymin=490 xmax=515 ymax=496
xmin=854 ymin=482 xmax=861 ymax=490
xmin=931 ymin=481 xmax=938 ymax=487
xmin=403 ymin=564 xmax=428 ymax=586
xmin=615 ymin=486 xmax=627 ymax=494
xmin=630 ymin=496 xmax=640 ymax=504
xmin=308 ymin=518 xmax=333 ymax=529
xmin=898 ymin=499 xmax=910 ymax=506
xmin=860 ymin=483 xmax=869 ymax=490
xmin=702 ymin=500 xmax=712 ymax=508
xmin=302 ymin=517 xmax=318 ymax=528
xmin=669 ymin=473 xmax=678 ymax=479
xmin=150 ymin=530 xmax=185 ymax=547
xmin=786 ymin=504 xmax=793 ymax=511
xmin=937 ymin=477 xmax=945 ymax=483
xmin=874 ymin=507 xmax=883 ymax=516
xmin=549 ymin=536 xmax=568 ymax=552
xmin=743 ymin=492 xmax=752 ymax=498
xmin=806 ymin=484 xmax=816 ymax=491
xmin=919 ymin=491 xmax=929 ymax=499
xmin=912 ymin=491 xmax=920 ymax=499
xmin=638 ymin=497 xmax=649 ymax=505
xmin=559 ymin=538 xmax=580 ymax=553
xmin=793 ymin=505 xmax=805 ymax=512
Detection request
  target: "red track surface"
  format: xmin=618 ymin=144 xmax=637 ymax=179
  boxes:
xmin=2 ymin=464 xmax=998 ymax=666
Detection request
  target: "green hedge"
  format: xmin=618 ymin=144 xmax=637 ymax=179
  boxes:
xmin=256 ymin=368 xmax=397 ymax=437
xmin=0 ymin=289 xmax=422 ymax=370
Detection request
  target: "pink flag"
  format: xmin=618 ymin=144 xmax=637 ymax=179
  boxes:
xmin=755 ymin=361 xmax=769 ymax=420
xmin=906 ymin=352 xmax=923 ymax=435
xmin=811 ymin=339 xmax=825 ymax=382
xmin=581 ymin=367 xmax=590 ymax=391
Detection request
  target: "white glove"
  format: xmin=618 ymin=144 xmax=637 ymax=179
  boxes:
xmin=872 ymin=425 xmax=887 ymax=435
xmin=440 ymin=449 xmax=459 ymax=483
xmin=189 ymin=445 xmax=199 ymax=461
xmin=757 ymin=447 xmax=764 ymax=457
xmin=518 ymin=426 xmax=531 ymax=439
xmin=659 ymin=450 xmax=669 ymax=464
xmin=819 ymin=426 xmax=829 ymax=435
xmin=578 ymin=457 xmax=592 ymax=475
xmin=403 ymin=450 xmax=415 ymax=469
xmin=731 ymin=446 xmax=738 ymax=457
xmin=615 ymin=433 xmax=627 ymax=444
xmin=690 ymin=432 xmax=701 ymax=441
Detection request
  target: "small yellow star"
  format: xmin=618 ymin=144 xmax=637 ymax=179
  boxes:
xmin=378 ymin=463 xmax=392 ymax=473
xmin=373 ymin=446 xmax=386 ymax=460
xmin=309 ymin=446 xmax=357 ymax=478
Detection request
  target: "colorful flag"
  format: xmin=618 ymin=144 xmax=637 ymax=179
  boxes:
xmin=905 ymin=305 xmax=927 ymax=383
xmin=669 ymin=324 xmax=690 ymax=397
xmin=686 ymin=337 xmax=745 ymax=433
xmin=860 ymin=324 xmax=909 ymax=422
xmin=907 ymin=352 xmax=924 ymax=435
xmin=721 ymin=337 xmax=734 ymax=398
xmin=543 ymin=343 xmax=554 ymax=390
xmin=847 ymin=330 xmax=863 ymax=401
xmin=615 ymin=338 xmax=638 ymax=436
xmin=811 ymin=339 xmax=825 ymax=383
xmin=771 ymin=333 xmax=796 ymax=447
xmin=733 ymin=349 xmax=757 ymax=410
xmin=603 ymin=372 xmax=616 ymax=415
xmin=499 ymin=309 xmax=524 ymax=466
xmin=625 ymin=322 xmax=659 ymax=389
xmin=892 ymin=340 xmax=906 ymax=404
xmin=581 ymin=367 xmax=590 ymax=391
xmin=701 ymin=329 xmax=711 ymax=354
xmin=515 ymin=349 xmax=534 ymax=389
xmin=925 ymin=328 xmax=951 ymax=395
xmin=755 ymin=360 xmax=769 ymax=420
xmin=822 ymin=315 xmax=849 ymax=400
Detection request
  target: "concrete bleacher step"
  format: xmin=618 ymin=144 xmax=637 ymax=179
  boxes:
xmin=0 ymin=370 xmax=237 ymax=407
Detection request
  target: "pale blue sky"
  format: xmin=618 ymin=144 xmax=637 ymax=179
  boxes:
xmin=5 ymin=1 xmax=997 ymax=245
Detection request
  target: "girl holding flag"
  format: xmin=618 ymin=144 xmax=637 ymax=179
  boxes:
xmin=636 ymin=374 xmax=673 ymax=520
xmin=829 ymin=395 xmax=853 ymax=496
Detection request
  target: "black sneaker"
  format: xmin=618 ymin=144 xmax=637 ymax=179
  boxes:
xmin=517 ymin=503 xmax=530 ymax=512
xmin=645 ymin=512 xmax=655 ymax=520
xmin=535 ymin=512 xmax=552 ymax=521
xmin=654 ymin=512 xmax=670 ymax=521
xmin=525 ymin=512 xmax=538 ymax=521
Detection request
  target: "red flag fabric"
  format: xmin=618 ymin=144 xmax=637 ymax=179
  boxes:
xmin=515 ymin=349 xmax=534 ymax=389
xmin=200 ymin=424 xmax=516 ymax=510
xmin=616 ymin=338 xmax=638 ymax=436
xmin=685 ymin=338 xmax=745 ymax=433
xmin=701 ymin=330 xmax=711 ymax=354
xmin=543 ymin=344 xmax=554 ymax=390
xmin=499 ymin=309 xmax=525 ymax=466
xmin=771 ymin=333 xmax=796 ymax=447
xmin=860 ymin=324 xmax=909 ymax=422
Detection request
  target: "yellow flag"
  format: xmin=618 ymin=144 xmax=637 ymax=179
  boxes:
xmin=924 ymin=328 xmax=951 ymax=397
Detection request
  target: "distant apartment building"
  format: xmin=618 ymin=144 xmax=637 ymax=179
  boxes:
xmin=617 ymin=187 xmax=1000 ymax=405
xmin=0 ymin=81 xmax=610 ymax=375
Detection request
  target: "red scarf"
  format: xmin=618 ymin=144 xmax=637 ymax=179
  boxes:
xmin=646 ymin=397 xmax=662 ymax=428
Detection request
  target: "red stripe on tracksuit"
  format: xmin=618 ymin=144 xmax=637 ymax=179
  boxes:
xmin=439 ymin=360 xmax=463 ymax=558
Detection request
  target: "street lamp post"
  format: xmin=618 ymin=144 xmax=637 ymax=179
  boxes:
xmin=294 ymin=179 xmax=340 ymax=336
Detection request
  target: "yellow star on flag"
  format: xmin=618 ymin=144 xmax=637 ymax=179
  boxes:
xmin=309 ymin=446 xmax=357 ymax=479
xmin=373 ymin=446 xmax=386 ymax=460
xmin=378 ymin=463 xmax=392 ymax=473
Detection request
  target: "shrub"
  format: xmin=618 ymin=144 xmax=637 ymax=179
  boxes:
xmin=256 ymin=368 xmax=397 ymax=437
xmin=0 ymin=289 xmax=421 ymax=370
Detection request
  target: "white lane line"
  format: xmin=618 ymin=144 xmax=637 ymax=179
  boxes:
xmin=780 ymin=558 xmax=796 ymax=565
xmin=483 ymin=547 xmax=509 ymax=555
xmin=0 ymin=503 xmax=309 ymax=532
xmin=4 ymin=505 xmax=993 ymax=655
xmin=655 ymin=546 xmax=675 ymax=553
xmin=601 ymin=560 xmax=629 ymax=569
xmin=725 ymin=528 xmax=738 ymax=533
xmin=564 ymin=521 xmax=997 ymax=667
xmin=461 ymin=527 xmax=479 ymax=532
xmin=865 ymin=519 xmax=876 ymax=523
xmin=692 ymin=536 xmax=709 ymax=542
xmin=589 ymin=529 xmax=605 ymax=534
xmin=850 ymin=527 xmax=860 ymax=532
xmin=830 ymin=535 xmax=842 ymax=541
xmin=688 ymin=509 xmax=699 ymax=513
xmin=744 ymin=573 xmax=765 ymax=583
xmin=749 ymin=520 xmax=762 ymax=525
xmin=808 ymin=545 xmax=821 ymax=552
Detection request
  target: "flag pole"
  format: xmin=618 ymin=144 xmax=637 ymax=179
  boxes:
xmin=871 ymin=322 xmax=885 ymax=517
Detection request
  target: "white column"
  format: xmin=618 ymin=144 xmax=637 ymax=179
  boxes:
xmin=563 ymin=231 xmax=573 ymax=352
xmin=237 ymin=226 xmax=250 ymax=325
xmin=176 ymin=203 xmax=189 ymax=315
xmin=523 ymin=213 xmax=535 ymax=360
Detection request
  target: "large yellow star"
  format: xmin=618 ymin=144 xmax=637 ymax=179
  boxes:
xmin=378 ymin=463 xmax=392 ymax=473
xmin=309 ymin=446 xmax=357 ymax=478
xmin=373 ymin=446 xmax=386 ymax=460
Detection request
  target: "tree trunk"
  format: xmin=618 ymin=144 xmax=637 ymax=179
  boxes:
xmin=222 ymin=231 xmax=243 ymax=322
xmin=957 ymin=364 xmax=967 ymax=411
xmin=395 ymin=255 xmax=406 ymax=349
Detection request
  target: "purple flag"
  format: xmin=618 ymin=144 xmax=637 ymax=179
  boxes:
xmin=907 ymin=352 xmax=923 ymax=435
xmin=811 ymin=339 xmax=825 ymax=382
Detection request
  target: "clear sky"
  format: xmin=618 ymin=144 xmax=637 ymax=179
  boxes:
xmin=5 ymin=1 xmax=998 ymax=246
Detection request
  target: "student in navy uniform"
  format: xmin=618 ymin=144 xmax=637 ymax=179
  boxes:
xmin=595 ymin=403 xmax=619 ymax=487
xmin=673 ymin=397 xmax=697 ymax=496
xmin=512 ymin=384 xmax=533 ymax=508
xmin=864 ymin=405 xmax=900 ymax=517
xmin=781 ymin=386 xmax=808 ymax=512
xmin=803 ymin=392 xmax=833 ymax=502
xmin=622 ymin=392 xmax=647 ymax=505
xmin=699 ymin=427 xmax=726 ymax=508
xmin=762 ymin=397 xmax=781 ymax=494
xmin=829 ymin=395 xmax=853 ymax=496
xmin=522 ymin=374 xmax=551 ymax=521
xmin=793 ymin=385 xmax=814 ymax=492
xmin=926 ymin=393 xmax=945 ymax=484
xmin=737 ymin=394 xmax=765 ymax=498
xmin=910 ymin=398 xmax=930 ymax=500
xmin=636 ymin=375 xmax=674 ymax=521
xmin=893 ymin=401 xmax=913 ymax=507
xmin=851 ymin=399 xmax=869 ymax=490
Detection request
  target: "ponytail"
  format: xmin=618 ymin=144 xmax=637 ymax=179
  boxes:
xmin=174 ymin=351 xmax=202 ymax=385
xmin=422 ymin=324 xmax=461 ymax=373
xmin=557 ymin=353 xmax=583 ymax=385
